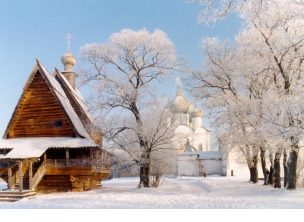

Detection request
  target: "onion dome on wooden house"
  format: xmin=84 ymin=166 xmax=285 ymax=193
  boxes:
xmin=61 ymin=52 xmax=76 ymax=72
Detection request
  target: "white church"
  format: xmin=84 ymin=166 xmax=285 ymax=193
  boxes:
xmin=168 ymin=80 xmax=237 ymax=177
xmin=168 ymin=81 xmax=304 ymax=184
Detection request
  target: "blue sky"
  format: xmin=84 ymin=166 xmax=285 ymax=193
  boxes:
xmin=0 ymin=0 xmax=241 ymax=136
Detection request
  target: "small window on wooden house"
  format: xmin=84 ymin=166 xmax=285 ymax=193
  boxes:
xmin=55 ymin=120 xmax=63 ymax=127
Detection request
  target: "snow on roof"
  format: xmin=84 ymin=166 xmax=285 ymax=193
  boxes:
xmin=56 ymin=70 xmax=94 ymax=122
xmin=180 ymin=151 xmax=222 ymax=160
xmin=0 ymin=137 xmax=98 ymax=159
xmin=38 ymin=62 xmax=91 ymax=139
xmin=198 ymin=151 xmax=222 ymax=160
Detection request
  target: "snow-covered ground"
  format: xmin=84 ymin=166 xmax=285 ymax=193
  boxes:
xmin=0 ymin=176 xmax=304 ymax=209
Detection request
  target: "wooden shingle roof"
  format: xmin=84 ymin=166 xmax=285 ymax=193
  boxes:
xmin=3 ymin=60 xmax=92 ymax=140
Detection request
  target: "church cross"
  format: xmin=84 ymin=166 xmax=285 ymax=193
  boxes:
xmin=194 ymin=97 xmax=198 ymax=108
xmin=65 ymin=33 xmax=73 ymax=52
xmin=175 ymin=77 xmax=183 ymax=97
xmin=176 ymin=77 xmax=181 ymax=88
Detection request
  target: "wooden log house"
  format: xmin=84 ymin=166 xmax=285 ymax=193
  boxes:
xmin=0 ymin=56 xmax=111 ymax=201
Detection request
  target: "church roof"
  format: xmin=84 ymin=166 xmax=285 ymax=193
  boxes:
xmin=180 ymin=151 xmax=222 ymax=160
xmin=0 ymin=137 xmax=98 ymax=160
xmin=3 ymin=60 xmax=91 ymax=140
xmin=54 ymin=68 xmax=94 ymax=124
xmin=37 ymin=61 xmax=91 ymax=139
xmin=198 ymin=151 xmax=221 ymax=160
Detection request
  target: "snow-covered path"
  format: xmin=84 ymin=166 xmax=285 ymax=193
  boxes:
xmin=0 ymin=176 xmax=304 ymax=209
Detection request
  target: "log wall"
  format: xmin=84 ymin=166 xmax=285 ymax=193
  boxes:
xmin=7 ymin=71 xmax=75 ymax=138
xmin=36 ymin=168 xmax=110 ymax=193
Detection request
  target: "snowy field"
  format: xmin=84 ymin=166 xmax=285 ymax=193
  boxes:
xmin=0 ymin=176 xmax=304 ymax=209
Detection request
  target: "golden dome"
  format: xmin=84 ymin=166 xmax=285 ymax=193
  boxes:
xmin=190 ymin=103 xmax=203 ymax=118
xmin=169 ymin=88 xmax=193 ymax=113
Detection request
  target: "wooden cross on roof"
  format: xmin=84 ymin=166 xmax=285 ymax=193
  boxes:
xmin=65 ymin=33 xmax=73 ymax=52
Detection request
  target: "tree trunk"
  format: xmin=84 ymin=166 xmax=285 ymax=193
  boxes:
xmin=138 ymin=166 xmax=144 ymax=188
xmin=286 ymin=137 xmax=299 ymax=190
xmin=138 ymin=163 xmax=151 ymax=188
xmin=252 ymin=155 xmax=258 ymax=183
xmin=137 ymin=152 xmax=151 ymax=188
xmin=131 ymin=102 xmax=151 ymax=188
xmin=283 ymin=149 xmax=288 ymax=188
xmin=151 ymin=175 xmax=161 ymax=188
xmin=286 ymin=149 xmax=298 ymax=189
xmin=249 ymin=166 xmax=253 ymax=182
xmin=144 ymin=160 xmax=150 ymax=187
xmin=267 ymin=153 xmax=274 ymax=185
xmin=260 ymin=147 xmax=268 ymax=185
xmin=249 ymin=155 xmax=258 ymax=183
xmin=273 ymin=151 xmax=281 ymax=188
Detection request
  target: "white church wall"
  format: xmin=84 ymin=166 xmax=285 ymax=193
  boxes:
xmin=173 ymin=125 xmax=194 ymax=153
xmin=193 ymin=128 xmax=209 ymax=151
xmin=178 ymin=154 xmax=200 ymax=176
xmin=192 ymin=117 xmax=202 ymax=130
xmin=224 ymin=148 xmax=285 ymax=179
xmin=226 ymin=151 xmax=250 ymax=177
xmin=199 ymin=159 xmax=221 ymax=175
xmin=174 ymin=125 xmax=194 ymax=136
xmin=178 ymin=152 xmax=222 ymax=176
xmin=172 ymin=125 xmax=193 ymax=154
xmin=176 ymin=113 xmax=189 ymax=125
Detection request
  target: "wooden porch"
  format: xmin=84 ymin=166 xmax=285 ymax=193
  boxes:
xmin=0 ymin=149 xmax=111 ymax=201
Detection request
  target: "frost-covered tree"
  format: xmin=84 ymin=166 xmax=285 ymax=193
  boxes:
xmin=79 ymin=29 xmax=184 ymax=187
xmin=97 ymin=99 xmax=187 ymax=188
xmin=188 ymin=38 xmax=261 ymax=183
xmin=150 ymin=147 xmax=176 ymax=188
xmin=189 ymin=0 xmax=304 ymax=188
xmin=191 ymin=0 xmax=304 ymax=25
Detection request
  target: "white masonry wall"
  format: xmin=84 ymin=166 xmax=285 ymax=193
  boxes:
xmin=178 ymin=154 xmax=200 ymax=176
xmin=178 ymin=154 xmax=222 ymax=176
xmin=199 ymin=159 xmax=222 ymax=175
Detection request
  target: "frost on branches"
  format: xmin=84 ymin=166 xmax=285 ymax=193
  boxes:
xmin=191 ymin=0 xmax=304 ymax=25
xmin=94 ymin=99 xmax=188 ymax=188
xmin=79 ymin=29 xmax=185 ymax=188
xmin=189 ymin=0 xmax=304 ymax=189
